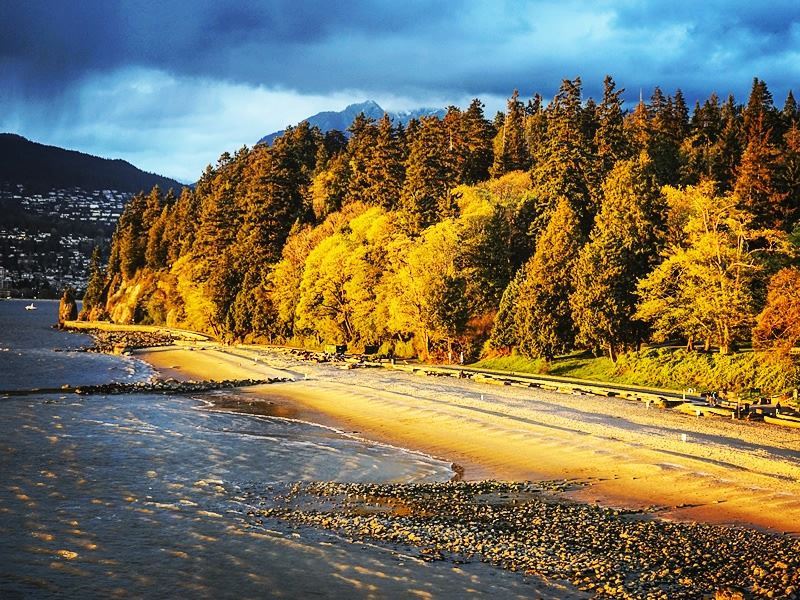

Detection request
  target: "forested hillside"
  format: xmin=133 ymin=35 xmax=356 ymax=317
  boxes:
xmin=83 ymin=76 xmax=800 ymax=379
xmin=0 ymin=134 xmax=182 ymax=193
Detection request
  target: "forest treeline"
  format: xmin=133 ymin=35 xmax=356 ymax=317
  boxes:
xmin=82 ymin=76 xmax=800 ymax=369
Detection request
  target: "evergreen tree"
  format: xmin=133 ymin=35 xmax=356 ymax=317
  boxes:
xmin=165 ymin=187 xmax=200 ymax=263
xmin=682 ymin=93 xmax=723 ymax=184
xmin=782 ymin=91 xmax=798 ymax=128
xmin=643 ymin=88 xmax=683 ymax=186
xmin=743 ymin=77 xmax=778 ymax=142
xmin=145 ymin=206 xmax=170 ymax=269
xmin=515 ymin=198 xmax=585 ymax=359
xmin=531 ymin=78 xmax=594 ymax=231
xmin=570 ymin=153 xmax=663 ymax=360
xmin=488 ymin=267 xmax=524 ymax=351
xmin=309 ymin=152 xmax=350 ymax=220
xmin=712 ymin=95 xmax=744 ymax=191
xmin=460 ymin=99 xmax=494 ymax=184
xmin=781 ymin=123 xmax=800 ymax=229
xmin=364 ymin=114 xmax=405 ymax=209
xmin=592 ymin=76 xmax=629 ymax=197
xmin=523 ymin=93 xmax=548 ymax=171
xmin=400 ymin=116 xmax=457 ymax=231
xmin=734 ymin=115 xmax=788 ymax=229
xmin=117 ymin=192 xmax=147 ymax=279
xmin=345 ymin=113 xmax=378 ymax=205
xmin=491 ymin=90 xmax=529 ymax=176
xmin=82 ymin=246 xmax=107 ymax=311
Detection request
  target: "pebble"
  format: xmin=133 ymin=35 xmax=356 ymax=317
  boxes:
xmin=235 ymin=480 xmax=800 ymax=599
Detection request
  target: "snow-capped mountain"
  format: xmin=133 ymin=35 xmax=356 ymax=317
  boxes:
xmin=257 ymin=100 xmax=446 ymax=145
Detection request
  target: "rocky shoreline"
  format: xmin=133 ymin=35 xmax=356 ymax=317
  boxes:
xmin=236 ymin=480 xmax=799 ymax=600
xmin=71 ymin=377 xmax=290 ymax=395
xmin=0 ymin=377 xmax=291 ymax=398
xmin=72 ymin=328 xmax=176 ymax=354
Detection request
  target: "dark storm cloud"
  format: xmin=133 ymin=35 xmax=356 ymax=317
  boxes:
xmin=2 ymin=1 xmax=799 ymax=180
xmin=2 ymin=0 xmax=799 ymax=102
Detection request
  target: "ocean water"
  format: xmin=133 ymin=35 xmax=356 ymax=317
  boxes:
xmin=0 ymin=300 xmax=537 ymax=599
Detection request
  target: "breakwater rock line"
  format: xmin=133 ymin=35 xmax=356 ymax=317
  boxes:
xmin=1 ymin=377 xmax=292 ymax=398
xmin=74 ymin=329 xmax=176 ymax=354
xmin=238 ymin=480 xmax=799 ymax=600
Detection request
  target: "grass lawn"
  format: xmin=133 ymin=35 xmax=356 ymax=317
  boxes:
xmin=473 ymin=347 xmax=799 ymax=397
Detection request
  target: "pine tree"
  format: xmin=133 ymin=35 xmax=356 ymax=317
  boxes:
xmin=491 ymin=90 xmax=529 ymax=176
xmin=345 ymin=113 xmax=378 ymax=205
xmin=592 ymin=76 xmax=629 ymax=197
xmin=82 ymin=246 xmax=107 ymax=312
xmin=780 ymin=123 xmax=800 ymax=228
xmin=645 ymin=89 xmax=683 ymax=186
xmin=515 ymin=198 xmax=585 ymax=359
xmin=782 ymin=91 xmax=798 ymax=128
xmin=712 ymin=96 xmax=744 ymax=191
xmin=734 ymin=114 xmax=788 ymax=229
xmin=165 ymin=187 xmax=200 ymax=263
xmin=743 ymin=78 xmax=777 ymax=142
xmin=531 ymin=78 xmax=593 ymax=232
xmin=117 ymin=192 xmax=147 ymax=279
xmin=681 ymin=93 xmax=723 ymax=184
xmin=488 ymin=267 xmax=525 ymax=350
xmin=145 ymin=206 xmax=170 ymax=269
xmin=570 ymin=153 xmax=663 ymax=360
xmin=364 ymin=114 xmax=405 ymax=209
xmin=400 ymin=116 xmax=457 ymax=231
xmin=460 ymin=99 xmax=494 ymax=184
xmin=524 ymin=93 xmax=548 ymax=171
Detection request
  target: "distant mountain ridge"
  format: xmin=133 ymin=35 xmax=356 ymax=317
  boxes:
xmin=0 ymin=133 xmax=182 ymax=193
xmin=257 ymin=100 xmax=446 ymax=145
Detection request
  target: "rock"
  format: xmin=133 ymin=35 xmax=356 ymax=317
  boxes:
xmin=57 ymin=288 xmax=78 ymax=326
xmin=715 ymin=587 xmax=751 ymax=600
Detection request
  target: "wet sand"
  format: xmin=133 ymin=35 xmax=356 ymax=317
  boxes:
xmin=136 ymin=344 xmax=800 ymax=535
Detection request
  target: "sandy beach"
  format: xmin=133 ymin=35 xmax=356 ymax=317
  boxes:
xmin=135 ymin=342 xmax=800 ymax=536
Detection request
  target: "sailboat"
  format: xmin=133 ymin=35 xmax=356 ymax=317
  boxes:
xmin=25 ymin=302 xmax=37 ymax=311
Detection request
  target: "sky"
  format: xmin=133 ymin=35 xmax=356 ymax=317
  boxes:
xmin=2 ymin=1 xmax=799 ymax=183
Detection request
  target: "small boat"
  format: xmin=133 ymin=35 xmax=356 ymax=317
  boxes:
xmin=24 ymin=303 xmax=37 ymax=311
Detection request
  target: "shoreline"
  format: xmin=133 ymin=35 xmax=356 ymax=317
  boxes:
xmin=126 ymin=340 xmax=800 ymax=536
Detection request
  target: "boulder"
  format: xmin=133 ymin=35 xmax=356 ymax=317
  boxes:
xmin=58 ymin=288 xmax=78 ymax=326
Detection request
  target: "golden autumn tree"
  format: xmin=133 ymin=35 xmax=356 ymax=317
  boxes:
xmin=753 ymin=268 xmax=800 ymax=358
xmin=382 ymin=220 xmax=468 ymax=358
xmin=637 ymin=183 xmax=788 ymax=353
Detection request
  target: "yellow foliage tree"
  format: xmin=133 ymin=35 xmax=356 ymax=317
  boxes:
xmin=637 ymin=183 xmax=788 ymax=353
xmin=382 ymin=220 xmax=468 ymax=358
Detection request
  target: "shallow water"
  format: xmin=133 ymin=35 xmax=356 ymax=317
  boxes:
xmin=0 ymin=301 xmax=541 ymax=598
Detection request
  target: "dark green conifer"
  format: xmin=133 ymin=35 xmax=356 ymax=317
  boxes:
xmin=400 ymin=116 xmax=457 ymax=230
xmin=491 ymin=90 xmax=529 ymax=176
xmin=515 ymin=198 xmax=584 ymax=359
xmin=570 ymin=153 xmax=663 ymax=360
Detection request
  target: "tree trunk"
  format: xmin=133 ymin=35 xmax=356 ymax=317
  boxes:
xmin=720 ymin=325 xmax=731 ymax=355
xmin=686 ymin=337 xmax=695 ymax=352
xmin=608 ymin=343 xmax=618 ymax=362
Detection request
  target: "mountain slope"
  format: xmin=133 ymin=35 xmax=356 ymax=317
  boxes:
xmin=0 ymin=133 xmax=183 ymax=193
xmin=258 ymin=100 xmax=446 ymax=145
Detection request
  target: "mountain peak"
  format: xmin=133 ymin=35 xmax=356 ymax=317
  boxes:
xmin=257 ymin=100 xmax=446 ymax=145
xmin=347 ymin=100 xmax=383 ymax=111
